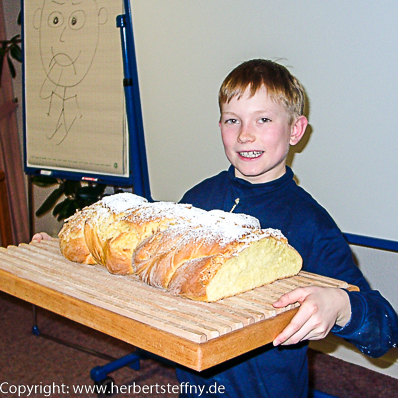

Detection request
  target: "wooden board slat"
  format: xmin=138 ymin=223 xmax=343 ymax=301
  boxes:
xmin=0 ymin=240 xmax=358 ymax=371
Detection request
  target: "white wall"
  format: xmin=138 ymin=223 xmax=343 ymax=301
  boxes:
xmin=3 ymin=0 xmax=398 ymax=377
xmin=129 ymin=1 xmax=398 ymax=242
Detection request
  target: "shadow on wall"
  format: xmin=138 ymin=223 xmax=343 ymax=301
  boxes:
xmin=286 ymin=91 xmax=313 ymax=185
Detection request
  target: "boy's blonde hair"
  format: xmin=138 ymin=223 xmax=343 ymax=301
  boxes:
xmin=218 ymin=59 xmax=305 ymax=125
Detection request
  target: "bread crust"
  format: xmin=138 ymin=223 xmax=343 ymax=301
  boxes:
xmin=59 ymin=193 xmax=147 ymax=269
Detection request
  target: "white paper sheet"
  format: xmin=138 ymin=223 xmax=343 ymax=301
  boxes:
xmin=24 ymin=0 xmax=129 ymax=177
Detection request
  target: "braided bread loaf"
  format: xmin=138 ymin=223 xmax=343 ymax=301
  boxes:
xmin=59 ymin=193 xmax=302 ymax=301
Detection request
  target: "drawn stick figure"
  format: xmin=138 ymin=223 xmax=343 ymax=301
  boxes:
xmin=34 ymin=0 xmax=107 ymax=145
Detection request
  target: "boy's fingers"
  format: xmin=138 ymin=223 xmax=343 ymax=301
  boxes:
xmin=273 ymin=287 xmax=341 ymax=346
xmin=273 ymin=307 xmax=312 ymax=346
xmin=273 ymin=291 xmax=296 ymax=308
xmin=273 ymin=287 xmax=312 ymax=308
xmin=31 ymin=232 xmax=53 ymax=243
xmin=272 ymin=287 xmax=321 ymax=345
xmin=31 ymin=233 xmax=43 ymax=242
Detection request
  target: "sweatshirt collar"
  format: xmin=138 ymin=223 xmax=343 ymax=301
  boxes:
xmin=227 ymin=165 xmax=295 ymax=197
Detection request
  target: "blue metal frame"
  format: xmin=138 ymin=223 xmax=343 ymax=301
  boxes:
xmin=90 ymin=353 xmax=141 ymax=383
xmin=22 ymin=0 xmax=152 ymax=199
xmin=89 ymin=349 xmax=175 ymax=385
xmin=309 ymin=388 xmax=338 ymax=398
xmin=117 ymin=2 xmax=151 ymax=199
xmin=344 ymin=233 xmax=398 ymax=252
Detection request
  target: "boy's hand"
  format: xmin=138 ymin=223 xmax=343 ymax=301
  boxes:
xmin=31 ymin=232 xmax=53 ymax=243
xmin=272 ymin=286 xmax=351 ymax=346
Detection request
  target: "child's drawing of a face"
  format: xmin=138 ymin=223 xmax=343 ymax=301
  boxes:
xmin=35 ymin=0 xmax=107 ymax=88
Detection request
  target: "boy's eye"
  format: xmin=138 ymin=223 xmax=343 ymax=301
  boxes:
xmin=225 ymin=118 xmax=239 ymax=125
xmin=259 ymin=117 xmax=271 ymax=123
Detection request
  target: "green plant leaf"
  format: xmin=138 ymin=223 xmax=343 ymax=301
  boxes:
xmin=35 ymin=186 xmax=65 ymax=217
xmin=52 ymin=199 xmax=68 ymax=217
xmin=63 ymin=180 xmax=81 ymax=197
xmin=53 ymin=198 xmax=77 ymax=217
xmin=7 ymin=55 xmax=16 ymax=78
xmin=75 ymin=198 xmax=93 ymax=210
xmin=10 ymin=34 xmax=21 ymax=42
xmin=76 ymin=185 xmax=105 ymax=203
xmin=96 ymin=184 xmax=107 ymax=196
xmin=31 ymin=176 xmax=59 ymax=187
xmin=17 ymin=11 xmax=22 ymax=26
xmin=53 ymin=198 xmax=79 ymax=221
xmin=10 ymin=44 xmax=22 ymax=63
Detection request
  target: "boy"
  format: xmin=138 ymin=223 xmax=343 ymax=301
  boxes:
xmin=33 ymin=59 xmax=398 ymax=397
xmin=175 ymin=59 xmax=398 ymax=398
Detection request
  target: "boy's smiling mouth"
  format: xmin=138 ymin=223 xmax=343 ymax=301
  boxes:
xmin=238 ymin=151 xmax=264 ymax=159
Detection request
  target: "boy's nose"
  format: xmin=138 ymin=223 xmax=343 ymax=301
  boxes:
xmin=237 ymin=125 xmax=255 ymax=143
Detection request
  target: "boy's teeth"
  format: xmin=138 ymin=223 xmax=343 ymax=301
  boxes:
xmin=239 ymin=151 xmax=263 ymax=158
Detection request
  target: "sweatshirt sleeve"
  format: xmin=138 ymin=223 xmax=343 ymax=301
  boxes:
xmin=331 ymin=289 xmax=398 ymax=358
xmin=306 ymin=223 xmax=398 ymax=358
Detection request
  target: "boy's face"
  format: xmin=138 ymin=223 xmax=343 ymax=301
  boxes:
xmin=219 ymin=86 xmax=307 ymax=184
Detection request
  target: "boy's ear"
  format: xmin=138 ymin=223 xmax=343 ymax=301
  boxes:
xmin=290 ymin=115 xmax=308 ymax=146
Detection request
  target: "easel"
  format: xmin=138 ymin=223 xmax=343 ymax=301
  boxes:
xmin=24 ymin=0 xmax=154 ymax=393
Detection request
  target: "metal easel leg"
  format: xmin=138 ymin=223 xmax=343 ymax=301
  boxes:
xmin=31 ymin=304 xmax=39 ymax=335
xmin=31 ymin=304 xmax=118 ymax=362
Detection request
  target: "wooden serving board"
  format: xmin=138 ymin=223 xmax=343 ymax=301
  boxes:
xmin=0 ymin=240 xmax=358 ymax=371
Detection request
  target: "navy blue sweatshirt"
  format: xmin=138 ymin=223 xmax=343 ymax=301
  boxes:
xmin=176 ymin=166 xmax=398 ymax=398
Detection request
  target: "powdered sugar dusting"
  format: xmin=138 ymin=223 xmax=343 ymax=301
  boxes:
xmin=61 ymin=193 xmax=286 ymax=249
xmin=261 ymin=228 xmax=286 ymax=240
xmin=125 ymin=202 xmax=263 ymax=243
xmin=167 ymin=207 xmax=283 ymax=247
xmin=122 ymin=202 xmax=196 ymax=223
xmin=201 ymin=210 xmax=260 ymax=229
xmin=151 ymin=208 xmax=285 ymax=249
xmin=100 ymin=193 xmax=148 ymax=213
